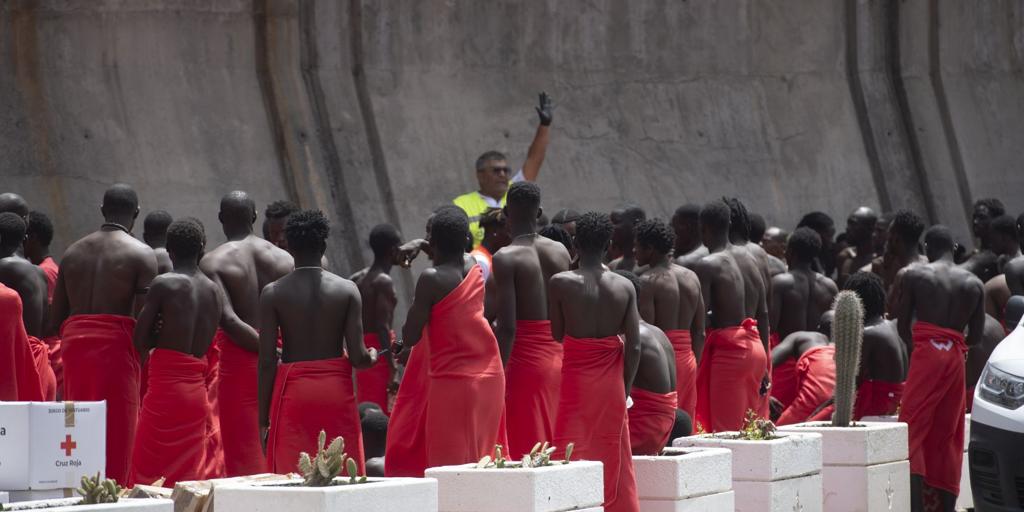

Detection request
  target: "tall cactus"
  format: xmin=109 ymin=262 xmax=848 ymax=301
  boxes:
xmin=831 ymin=290 xmax=864 ymax=427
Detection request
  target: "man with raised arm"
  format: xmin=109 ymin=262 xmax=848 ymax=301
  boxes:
xmin=492 ymin=182 xmax=571 ymax=458
xmin=200 ymin=191 xmax=293 ymax=476
xmin=549 ymin=211 xmax=641 ymax=512
xmin=51 ymin=184 xmax=158 ymax=484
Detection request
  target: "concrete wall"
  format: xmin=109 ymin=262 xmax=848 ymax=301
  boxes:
xmin=1 ymin=0 xmax=1021 ymax=282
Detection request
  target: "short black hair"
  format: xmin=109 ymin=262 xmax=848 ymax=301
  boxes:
xmin=26 ymin=211 xmax=54 ymax=246
xmin=990 ymin=215 xmax=1018 ymax=241
xmin=890 ymin=209 xmax=925 ymax=246
xmin=0 ymin=212 xmax=26 ymax=248
xmin=614 ymin=269 xmax=641 ymax=296
xmin=506 ymin=181 xmax=541 ymax=211
xmin=479 ymin=207 xmax=504 ymax=230
xmin=220 ymin=191 xmax=256 ymax=224
xmin=749 ymin=213 xmax=767 ymax=243
xmin=285 ymin=209 xmax=330 ymax=254
xmin=539 ymin=224 xmax=572 ymax=253
xmin=700 ymin=201 xmax=732 ymax=234
xmin=844 ymin=271 xmax=886 ymax=319
xmin=266 ymin=200 xmax=299 ymax=221
xmin=788 ymin=227 xmax=822 ymax=262
xmin=180 ymin=216 xmax=205 ymax=235
xmin=797 ymin=211 xmax=834 ymax=234
xmin=612 ymin=204 xmax=646 ymax=226
xmin=723 ymin=197 xmax=752 ymax=241
xmin=635 ymin=219 xmax=675 ymax=255
xmin=369 ymin=223 xmax=401 ymax=258
xmin=575 ymin=211 xmax=614 ymax=254
xmin=143 ymin=210 xmax=173 ymax=237
xmin=924 ymin=225 xmax=955 ymax=254
xmin=475 ymin=151 xmax=507 ymax=170
xmin=673 ymin=204 xmax=702 ymax=222
xmin=166 ymin=219 xmax=205 ymax=261
xmin=551 ymin=209 xmax=580 ymax=225
xmin=358 ymin=401 xmax=383 ymax=419
xmin=102 ymin=184 xmax=139 ymax=216
xmin=361 ymin=410 xmax=388 ymax=459
xmin=974 ymin=198 xmax=1006 ymax=218
xmin=429 ymin=207 xmax=469 ymax=254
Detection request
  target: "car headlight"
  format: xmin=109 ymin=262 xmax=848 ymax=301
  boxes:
xmin=978 ymin=363 xmax=1024 ymax=410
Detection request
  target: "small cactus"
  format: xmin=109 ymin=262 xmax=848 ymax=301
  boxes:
xmin=77 ymin=472 xmax=121 ymax=504
xmin=299 ymin=430 xmax=365 ymax=486
xmin=477 ymin=442 xmax=574 ymax=469
xmin=831 ymin=291 xmax=864 ymax=427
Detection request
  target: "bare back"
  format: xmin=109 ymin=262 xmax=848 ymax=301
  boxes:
xmin=729 ymin=246 xmax=768 ymax=321
xmin=674 ymin=245 xmax=708 ymax=270
xmin=495 ymin=235 xmax=571 ymax=321
xmin=633 ymin=322 xmax=676 ymax=394
xmin=1005 ymin=255 xmax=1024 ymax=296
xmin=0 ymin=257 xmax=49 ymax=336
xmin=140 ymin=272 xmax=222 ymax=357
xmin=637 ymin=263 xmax=702 ymax=332
xmin=900 ymin=262 xmax=984 ymax=330
xmin=860 ymin=319 xmax=907 ymax=382
xmin=693 ymin=250 xmax=747 ymax=328
xmin=549 ymin=268 xmax=635 ymax=339
xmin=353 ymin=268 xmax=397 ymax=335
xmin=201 ymin=235 xmax=293 ymax=327
xmin=263 ymin=269 xmax=362 ymax=363
xmin=56 ymin=230 xmax=158 ymax=318
xmin=771 ymin=268 xmax=838 ymax=339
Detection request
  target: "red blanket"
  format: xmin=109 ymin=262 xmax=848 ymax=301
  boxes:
xmin=770 ymin=332 xmax=798 ymax=409
xmin=0 ymin=285 xmax=44 ymax=401
xmin=267 ymin=357 xmax=365 ymax=475
xmin=856 ymin=379 xmax=904 ymax=419
xmin=130 ymin=349 xmax=210 ymax=486
xmin=384 ymin=334 xmax=430 ymax=477
xmin=665 ymin=329 xmax=697 ymax=418
xmin=694 ymin=318 xmax=766 ymax=433
xmin=628 ymin=387 xmax=678 ymax=456
xmin=39 ymin=256 xmax=58 ymax=304
xmin=554 ymin=335 xmax=640 ymax=512
xmin=44 ymin=336 xmax=63 ymax=400
xmin=215 ymin=329 xmax=268 ymax=476
xmin=28 ymin=335 xmax=56 ymax=401
xmin=61 ymin=314 xmax=140 ymax=485
xmin=424 ymin=266 xmax=505 ymax=468
xmin=777 ymin=345 xmax=835 ymax=425
xmin=505 ymin=319 xmax=563 ymax=458
xmin=899 ymin=321 xmax=968 ymax=495
xmin=356 ymin=332 xmax=393 ymax=413
xmin=201 ymin=342 xmax=225 ymax=479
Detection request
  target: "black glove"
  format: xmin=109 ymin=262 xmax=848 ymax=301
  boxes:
xmin=536 ymin=91 xmax=554 ymax=126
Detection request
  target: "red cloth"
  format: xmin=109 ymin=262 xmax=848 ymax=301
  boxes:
xmin=384 ymin=334 xmax=430 ymax=477
xmin=554 ymin=335 xmax=639 ymax=512
xmin=966 ymin=386 xmax=974 ymax=413
xmin=61 ymin=314 xmax=140 ymax=485
xmin=665 ymin=329 xmax=697 ymax=418
xmin=39 ymin=257 xmax=59 ymax=304
xmin=424 ymin=266 xmax=505 ymax=469
xmin=130 ymin=349 xmax=210 ymax=487
xmin=356 ymin=332 xmax=393 ymax=413
xmin=201 ymin=342 xmax=225 ymax=479
xmin=855 ymin=379 xmax=904 ymax=419
xmin=0 ymin=285 xmax=44 ymax=401
xmin=267 ymin=357 xmax=365 ymax=475
xmin=770 ymin=332 xmax=798 ymax=408
xmin=28 ymin=336 xmax=56 ymax=401
xmin=694 ymin=318 xmax=767 ymax=433
xmin=44 ymin=336 xmax=63 ymax=399
xmin=505 ymin=319 xmax=563 ymax=458
xmin=777 ymin=345 xmax=835 ymax=425
xmin=899 ymin=321 xmax=968 ymax=495
xmin=215 ymin=329 xmax=269 ymax=476
xmin=628 ymin=387 xmax=678 ymax=455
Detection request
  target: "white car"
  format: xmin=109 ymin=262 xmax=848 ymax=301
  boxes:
xmin=969 ymin=296 xmax=1024 ymax=511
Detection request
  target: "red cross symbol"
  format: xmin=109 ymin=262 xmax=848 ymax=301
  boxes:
xmin=60 ymin=435 xmax=77 ymax=456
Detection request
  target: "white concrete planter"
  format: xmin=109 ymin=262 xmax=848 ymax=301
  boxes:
xmin=778 ymin=422 xmax=909 ymax=511
xmin=674 ymin=432 xmax=823 ymax=512
xmin=213 ymin=477 xmax=437 ymax=512
xmin=957 ymin=414 xmax=971 ymax=510
xmin=632 ymin=447 xmax=734 ymax=511
xmin=0 ymin=498 xmax=172 ymax=511
xmin=424 ymin=461 xmax=603 ymax=512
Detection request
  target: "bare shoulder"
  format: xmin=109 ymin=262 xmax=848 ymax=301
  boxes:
xmin=548 ymin=269 xmax=580 ymax=288
xmin=370 ymin=271 xmax=394 ymax=289
xmin=350 ymin=267 xmax=369 ymax=283
xmin=816 ymin=273 xmax=839 ymax=291
xmin=772 ymin=270 xmax=795 ymax=287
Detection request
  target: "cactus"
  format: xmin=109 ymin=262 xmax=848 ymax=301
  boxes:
xmin=298 ymin=430 xmax=365 ymax=486
xmin=831 ymin=290 xmax=865 ymax=427
xmin=77 ymin=472 xmax=121 ymax=504
xmin=476 ymin=442 xmax=574 ymax=468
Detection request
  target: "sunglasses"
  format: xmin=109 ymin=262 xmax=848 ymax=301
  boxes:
xmin=479 ymin=166 xmax=511 ymax=176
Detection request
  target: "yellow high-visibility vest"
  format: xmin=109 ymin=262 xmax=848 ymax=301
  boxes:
xmin=453 ymin=190 xmax=506 ymax=249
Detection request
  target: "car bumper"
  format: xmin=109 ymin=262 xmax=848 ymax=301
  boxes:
xmin=969 ymin=420 xmax=1024 ymax=511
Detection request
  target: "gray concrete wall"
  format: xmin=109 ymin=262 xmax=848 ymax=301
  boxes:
xmin=2 ymin=0 xmax=1022 ymax=282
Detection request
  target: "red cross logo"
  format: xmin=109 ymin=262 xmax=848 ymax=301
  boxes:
xmin=60 ymin=435 xmax=77 ymax=457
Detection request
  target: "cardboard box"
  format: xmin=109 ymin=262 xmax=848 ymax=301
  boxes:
xmin=0 ymin=402 xmax=106 ymax=491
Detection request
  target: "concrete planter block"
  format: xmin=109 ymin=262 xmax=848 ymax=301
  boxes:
xmin=214 ymin=477 xmax=437 ymax=512
xmin=633 ymin=447 xmax=731 ymax=500
xmin=0 ymin=491 xmax=7 ymax=504
xmin=1 ymin=498 xmax=173 ymax=511
xmin=733 ymin=473 xmax=823 ymax=512
xmin=822 ymin=461 xmax=909 ymax=512
xmin=778 ymin=422 xmax=908 ymax=465
xmin=425 ymin=461 xmax=603 ymax=512
xmin=672 ymin=432 xmax=822 ymax=481
xmin=639 ymin=490 xmax=735 ymax=511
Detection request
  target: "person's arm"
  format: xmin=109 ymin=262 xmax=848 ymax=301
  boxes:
xmin=770 ymin=333 xmax=799 ymax=368
xmin=548 ymin=276 xmax=565 ymax=342
xmin=397 ymin=239 xmax=429 ymax=268
xmin=1006 ymin=258 xmax=1024 ymax=296
xmin=202 ymin=266 xmax=260 ymax=352
xmin=637 ymin=275 xmax=656 ymax=323
xmin=372 ymin=277 xmax=399 ymax=381
xmin=691 ymin=286 xmax=706 ymax=364
xmin=401 ymin=271 xmax=437 ymax=349
xmin=893 ymin=269 xmax=914 ymax=355
xmin=492 ymin=253 xmax=517 ymax=365
xmin=132 ymin=279 xmax=165 ymax=367
xmin=47 ymin=267 xmax=70 ymax=338
xmin=966 ymin=280 xmax=986 ymax=347
xmin=344 ymin=284 xmax=376 ymax=369
xmin=257 ymin=285 xmax=280 ymax=453
xmin=133 ymin=250 xmax=159 ymax=316
xmin=769 ymin=274 xmax=785 ymax=336
xmin=756 ymin=280 xmax=770 ymax=355
xmin=621 ymin=283 xmax=642 ymax=398
xmin=520 ymin=92 xmax=553 ymax=182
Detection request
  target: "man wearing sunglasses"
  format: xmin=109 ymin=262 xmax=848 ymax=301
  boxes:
xmin=453 ymin=92 xmax=554 ymax=249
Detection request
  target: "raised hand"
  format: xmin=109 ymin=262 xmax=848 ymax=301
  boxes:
xmin=536 ymin=91 xmax=554 ymax=126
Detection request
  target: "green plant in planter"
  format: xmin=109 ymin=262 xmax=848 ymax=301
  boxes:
xmin=78 ymin=471 xmax=122 ymax=504
xmin=737 ymin=409 xmax=777 ymax=440
xmin=476 ymin=442 xmax=576 ymax=468
xmin=298 ymin=430 xmax=366 ymax=487
xmin=831 ymin=290 xmax=864 ymax=427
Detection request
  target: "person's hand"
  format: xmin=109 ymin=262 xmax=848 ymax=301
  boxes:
xmin=397 ymin=239 xmax=427 ymax=268
xmin=536 ymin=91 xmax=554 ymax=126
xmin=395 ymin=340 xmax=410 ymax=365
xmin=367 ymin=347 xmax=379 ymax=366
xmin=260 ymin=426 xmax=269 ymax=454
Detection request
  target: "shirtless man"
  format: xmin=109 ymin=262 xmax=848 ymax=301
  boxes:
xmin=671 ymin=204 xmax=707 ymax=269
xmin=24 ymin=211 xmax=59 ymax=302
xmin=608 ymin=204 xmax=646 ymax=271
xmin=965 ymin=314 xmax=1006 ymax=412
xmin=258 ymin=210 xmax=376 ymax=473
xmin=797 ymin=211 xmax=837 ymax=277
xmin=875 ymin=210 xmax=927 ymax=303
xmin=551 ymin=208 xmax=580 ymax=238
xmin=1004 ymin=213 xmax=1024 ymax=300
xmin=845 ymin=272 xmax=906 ymax=418
xmin=836 ymin=207 xmax=877 ymax=288
xmin=51 ymin=184 xmax=158 ymax=484
xmin=769 ymin=324 xmax=833 ymax=425
xmin=724 ymin=198 xmax=774 ymax=303
xmin=771 ymin=228 xmax=839 ymax=342
xmin=130 ymin=219 xmax=223 ymax=486
xmin=0 ymin=214 xmax=49 ymax=337
xmin=201 ymin=191 xmax=293 ymax=476
xmin=959 ymin=198 xmax=1006 ymax=283
xmin=634 ymin=218 xmax=704 ymax=417
xmin=262 ymin=200 xmax=298 ymax=249
xmin=492 ymin=182 xmax=571 ymax=457
xmin=984 ymin=215 xmax=1022 ymax=325
xmin=893 ymin=225 xmax=985 ymax=511
xmin=143 ymin=210 xmax=174 ymax=274
xmin=0 ymin=193 xmax=29 ymax=220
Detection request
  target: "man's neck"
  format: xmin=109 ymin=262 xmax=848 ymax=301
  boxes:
xmin=675 ymin=238 xmax=700 ymax=256
xmin=790 ymin=260 xmax=814 ymax=272
xmin=223 ymin=225 xmax=253 ymax=242
xmin=509 ymin=220 xmax=537 ymax=239
xmin=705 ymin=234 xmax=731 ymax=253
xmin=434 ymin=250 xmax=464 ymax=268
xmin=932 ymin=252 xmax=955 ymax=265
xmin=0 ymin=246 xmax=17 ymax=259
xmin=578 ymin=252 xmax=605 ymax=270
xmin=369 ymin=258 xmax=392 ymax=275
xmin=102 ymin=216 xmax=134 ymax=232
xmin=172 ymin=260 xmax=199 ymax=275
xmin=650 ymin=254 xmax=671 ymax=268
xmin=294 ymin=253 xmax=322 ymax=268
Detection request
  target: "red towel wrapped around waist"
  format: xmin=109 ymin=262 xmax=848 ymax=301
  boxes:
xmin=777 ymin=345 xmax=835 ymax=425
xmin=695 ymin=318 xmax=766 ymax=433
xmin=899 ymin=321 xmax=968 ymax=495
xmin=0 ymin=286 xmax=44 ymax=402
xmin=665 ymin=329 xmax=697 ymax=418
xmin=201 ymin=341 xmax=224 ymax=479
xmin=770 ymin=332 xmax=798 ymax=409
xmin=44 ymin=336 xmax=63 ymax=400
xmin=356 ymin=332 xmax=393 ymax=413
xmin=628 ymin=387 xmax=678 ymax=456
xmin=505 ymin=319 xmax=563 ymax=458
xmin=554 ymin=335 xmax=639 ymax=512
xmin=268 ymin=357 xmax=365 ymax=475
xmin=424 ymin=266 xmax=505 ymax=469
xmin=28 ymin=336 xmax=56 ymax=401
xmin=61 ymin=314 xmax=140 ymax=485
xmin=130 ymin=349 xmax=210 ymax=487
xmin=384 ymin=335 xmax=430 ymax=477
xmin=215 ymin=329 xmax=268 ymax=477
xmin=855 ymin=379 xmax=904 ymax=419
